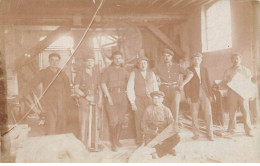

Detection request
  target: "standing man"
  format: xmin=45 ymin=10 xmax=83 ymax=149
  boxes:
xmin=74 ymin=55 xmax=102 ymax=146
xmin=141 ymin=91 xmax=180 ymax=159
xmin=127 ymin=57 xmax=159 ymax=146
xmin=222 ymin=53 xmax=253 ymax=136
xmin=154 ymin=48 xmax=193 ymax=125
xmin=24 ymin=53 xmax=71 ymax=135
xmin=185 ymin=52 xmax=215 ymax=141
xmin=101 ymin=51 xmax=129 ymax=152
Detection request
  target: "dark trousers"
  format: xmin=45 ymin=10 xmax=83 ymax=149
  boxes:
xmin=134 ymin=96 xmax=151 ymax=144
xmin=190 ymin=88 xmax=213 ymax=137
xmin=227 ymin=89 xmax=252 ymax=134
xmin=154 ymin=133 xmax=180 ymax=158
xmin=160 ymin=85 xmax=181 ymax=122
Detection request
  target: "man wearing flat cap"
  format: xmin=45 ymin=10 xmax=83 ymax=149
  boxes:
xmin=222 ymin=53 xmax=253 ymax=137
xmin=141 ymin=90 xmax=180 ymax=159
xmin=22 ymin=53 xmax=71 ymax=135
xmin=154 ymin=48 xmax=193 ymax=126
xmin=184 ymin=52 xmax=215 ymax=141
xmin=74 ymin=54 xmax=102 ymax=147
xmin=101 ymin=51 xmax=129 ymax=151
xmin=127 ymin=56 xmax=159 ymax=146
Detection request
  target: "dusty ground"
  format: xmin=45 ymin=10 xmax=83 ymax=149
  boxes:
xmin=94 ymin=123 xmax=260 ymax=163
xmin=8 ymin=114 xmax=260 ymax=163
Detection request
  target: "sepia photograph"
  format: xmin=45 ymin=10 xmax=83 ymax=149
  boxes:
xmin=0 ymin=0 xmax=259 ymax=163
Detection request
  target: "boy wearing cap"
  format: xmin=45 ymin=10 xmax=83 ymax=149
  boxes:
xmin=23 ymin=53 xmax=71 ymax=135
xmin=74 ymin=55 xmax=102 ymax=146
xmin=127 ymin=56 xmax=159 ymax=146
xmin=154 ymin=48 xmax=193 ymax=126
xmin=222 ymin=53 xmax=253 ymax=136
xmin=101 ymin=51 xmax=129 ymax=151
xmin=185 ymin=52 xmax=214 ymax=141
xmin=141 ymin=91 xmax=180 ymax=158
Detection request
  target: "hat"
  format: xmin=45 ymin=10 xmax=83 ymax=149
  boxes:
xmin=231 ymin=53 xmax=242 ymax=59
xmin=150 ymin=91 xmax=165 ymax=98
xmin=163 ymin=48 xmax=175 ymax=56
xmin=84 ymin=54 xmax=95 ymax=61
xmin=111 ymin=51 xmax=123 ymax=59
xmin=137 ymin=56 xmax=149 ymax=63
xmin=191 ymin=52 xmax=202 ymax=58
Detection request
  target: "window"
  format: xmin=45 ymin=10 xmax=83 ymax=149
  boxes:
xmin=201 ymin=0 xmax=232 ymax=52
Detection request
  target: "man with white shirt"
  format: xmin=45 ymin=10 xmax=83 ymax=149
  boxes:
xmin=185 ymin=52 xmax=215 ymax=141
xmin=127 ymin=57 xmax=159 ymax=146
xmin=222 ymin=53 xmax=253 ymax=136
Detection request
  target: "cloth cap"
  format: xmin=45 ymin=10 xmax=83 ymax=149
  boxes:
xmin=191 ymin=52 xmax=203 ymax=58
xmin=163 ymin=48 xmax=175 ymax=56
xmin=84 ymin=54 xmax=95 ymax=60
xmin=137 ymin=56 xmax=149 ymax=63
xmin=150 ymin=91 xmax=165 ymax=98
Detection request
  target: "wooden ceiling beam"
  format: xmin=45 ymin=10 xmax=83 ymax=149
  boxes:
xmin=146 ymin=25 xmax=184 ymax=58
xmin=182 ymin=0 xmax=198 ymax=8
xmin=15 ymin=26 xmax=71 ymax=70
xmin=170 ymin=0 xmax=184 ymax=8
xmin=159 ymin=0 xmax=173 ymax=8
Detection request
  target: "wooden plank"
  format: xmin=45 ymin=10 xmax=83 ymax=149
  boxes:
xmin=15 ymin=26 xmax=71 ymax=70
xmin=146 ymin=25 xmax=184 ymax=57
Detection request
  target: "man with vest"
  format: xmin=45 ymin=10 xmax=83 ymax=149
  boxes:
xmin=154 ymin=48 xmax=193 ymax=126
xmin=101 ymin=51 xmax=129 ymax=151
xmin=185 ymin=52 xmax=215 ymax=141
xmin=127 ymin=56 xmax=159 ymax=146
xmin=74 ymin=55 xmax=102 ymax=147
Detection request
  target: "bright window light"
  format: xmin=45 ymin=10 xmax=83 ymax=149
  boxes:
xmin=201 ymin=0 xmax=232 ymax=52
xmin=40 ymin=35 xmax=74 ymax=49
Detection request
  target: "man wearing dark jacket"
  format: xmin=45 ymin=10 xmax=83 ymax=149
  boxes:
xmin=185 ymin=52 xmax=215 ymax=141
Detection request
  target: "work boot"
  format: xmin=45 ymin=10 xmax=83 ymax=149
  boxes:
xmin=115 ymin=124 xmax=123 ymax=147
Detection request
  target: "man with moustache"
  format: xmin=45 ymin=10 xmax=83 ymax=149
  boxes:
xmin=154 ymin=48 xmax=193 ymax=126
xmin=127 ymin=56 xmax=159 ymax=146
xmin=222 ymin=53 xmax=254 ymax=137
xmin=101 ymin=51 xmax=129 ymax=151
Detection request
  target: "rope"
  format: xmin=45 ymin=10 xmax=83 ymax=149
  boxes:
xmin=2 ymin=0 xmax=104 ymax=136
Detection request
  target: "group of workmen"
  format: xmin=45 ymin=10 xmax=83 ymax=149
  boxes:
xmin=25 ymin=48 xmax=256 ymax=159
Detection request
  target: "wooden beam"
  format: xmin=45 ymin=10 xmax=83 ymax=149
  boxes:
xmin=15 ymin=26 xmax=71 ymax=70
xmin=170 ymin=0 xmax=184 ymax=8
xmin=183 ymin=0 xmax=197 ymax=7
xmin=146 ymin=25 xmax=184 ymax=58
xmin=159 ymin=0 xmax=172 ymax=8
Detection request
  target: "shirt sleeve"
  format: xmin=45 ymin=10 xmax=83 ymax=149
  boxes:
xmin=179 ymin=65 xmax=192 ymax=75
xmin=74 ymin=71 xmax=81 ymax=85
xmin=127 ymin=71 xmax=136 ymax=104
xmin=152 ymin=72 xmax=159 ymax=91
xmin=245 ymin=67 xmax=252 ymax=79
